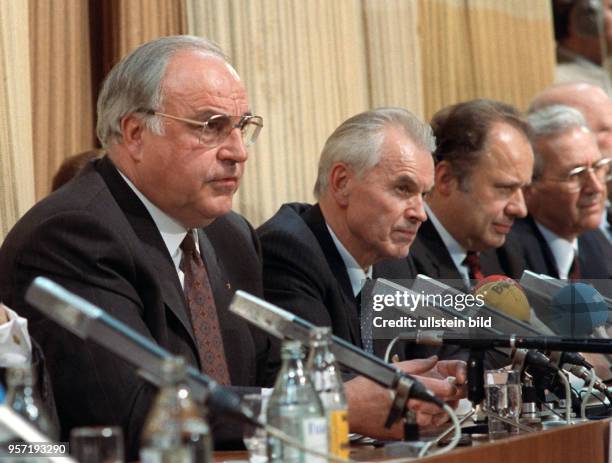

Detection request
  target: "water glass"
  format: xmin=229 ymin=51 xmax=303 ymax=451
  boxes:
xmin=242 ymin=393 xmax=268 ymax=463
xmin=70 ymin=426 xmax=124 ymax=463
xmin=484 ymin=369 xmax=522 ymax=439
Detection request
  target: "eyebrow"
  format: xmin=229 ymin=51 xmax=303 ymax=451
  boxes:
xmin=394 ymin=174 xmax=422 ymax=191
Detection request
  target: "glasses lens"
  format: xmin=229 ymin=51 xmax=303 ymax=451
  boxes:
xmin=594 ymin=158 xmax=611 ymax=180
xmin=201 ymin=115 xmax=232 ymax=145
xmin=242 ymin=117 xmax=263 ymax=147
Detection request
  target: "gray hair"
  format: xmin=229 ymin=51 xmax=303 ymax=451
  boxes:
xmin=313 ymin=107 xmax=435 ymax=198
xmin=96 ymin=35 xmax=227 ymax=148
xmin=527 ymin=104 xmax=591 ymax=178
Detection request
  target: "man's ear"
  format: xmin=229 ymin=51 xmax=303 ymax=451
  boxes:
xmin=433 ymin=161 xmax=459 ymax=196
xmin=328 ymin=163 xmax=353 ymax=208
xmin=119 ymin=113 xmax=146 ymax=161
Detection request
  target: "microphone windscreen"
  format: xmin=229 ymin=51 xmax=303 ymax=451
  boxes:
xmin=474 ymin=276 xmax=531 ymax=321
xmin=548 ymin=283 xmax=608 ymax=336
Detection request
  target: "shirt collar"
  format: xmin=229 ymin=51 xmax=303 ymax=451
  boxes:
xmin=534 ymin=221 xmax=578 ymax=279
xmin=326 ymin=224 xmax=372 ymax=297
xmin=118 ymin=171 xmax=189 ymax=268
xmin=425 ymin=203 xmax=470 ymax=283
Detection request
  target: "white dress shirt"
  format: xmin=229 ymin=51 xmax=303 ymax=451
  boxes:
xmin=425 ymin=204 xmax=471 ymax=287
xmin=326 ymin=225 xmax=372 ymax=297
xmin=0 ymin=304 xmax=32 ymax=367
xmin=119 ymin=172 xmax=200 ymax=289
xmin=535 ymin=222 xmax=578 ymax=280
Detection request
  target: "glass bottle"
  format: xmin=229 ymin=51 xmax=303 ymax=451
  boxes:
xmin=140 ymin=356 xmax=212 ymax=463
xmin=266 ymin=340 xmax=327 ymax=463
xmin=5 ymin=365 xmax=55 ymax=438
xmin=306 ymin=327 xmax=349 ymax=459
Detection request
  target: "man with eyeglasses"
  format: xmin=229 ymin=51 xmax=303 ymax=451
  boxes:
xmin=529 ymin=81 xmax=612 ymax=242
xmin=0 ymin=36 xmax=274 ymax=459
xmin=510 ymin=104 xmax=612 ymax=280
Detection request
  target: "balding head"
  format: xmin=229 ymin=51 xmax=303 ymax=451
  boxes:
xmin=530 ymin=82 xmax=612 ymax=157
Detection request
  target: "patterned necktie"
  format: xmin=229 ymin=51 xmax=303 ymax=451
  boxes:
xmin=357 ymin=277 xmax=374 ymax=354
xmin=179 ymin=230 xmax=231 ymax=385
xmin=464 ymin=251 xmax=484 ymax=282
xmin=568 ymin=252 xmax=581 ymax=281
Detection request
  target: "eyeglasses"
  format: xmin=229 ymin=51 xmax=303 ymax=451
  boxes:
xmin=537 ymin=157 xmax=611 ymax=192
xmin=148 ymin=110 xmax=263 ymax=147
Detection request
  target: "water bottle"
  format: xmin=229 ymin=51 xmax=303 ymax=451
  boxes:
xmin=306 ymin=327 xmax=349 ymax=458
xmin=266 ymin=340 xmax=327 ymax=463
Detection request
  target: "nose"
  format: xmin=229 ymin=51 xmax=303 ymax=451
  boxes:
xmin=505 ymin=188 xmax=528 ymax=218
xmin=583 ymin=168 xmax=605 ymax=194
xmin=406 ymin=194 xmax=428 ymax=222
xmin=217 ymin=127 xmax=248 ymax=163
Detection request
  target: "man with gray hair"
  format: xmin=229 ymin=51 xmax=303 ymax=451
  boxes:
xmin=530 ymin=81 xmax=612 ymax=241
xmin=0 ymin=35 xmax=272 ymax=457
xmin=510 ymin=104 xmax=612 ymax=279
xmin=258 ymin=108 xmax=467 ymax=438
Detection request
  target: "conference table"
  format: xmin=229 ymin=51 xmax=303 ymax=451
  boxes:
xmin=213 ymin=418 xmax=611 ymax=462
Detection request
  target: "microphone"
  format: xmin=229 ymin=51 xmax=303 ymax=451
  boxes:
xmin=24 ymin=277 xmax=259 ymax=427
xmin=566 ymin=365 xmax=612 ymax=400
xmin=473 ymin=276 xmax=531 ymax=322
xmin=406 ymin=330 xmax=612 ymax=353
xmin=546 ymin=283 xmax=608 ymax=337
xmin=228 ymin=290 xmax=444 ymax=412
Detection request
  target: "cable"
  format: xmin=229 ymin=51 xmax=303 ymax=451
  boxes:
xmin=580 ymin=368 xmax=596 ymax=419
xmin=541 ymin=401 xmax=568 ymax=420
xmin=384 ymin=336 xmax=401 ymax=363
xmin=416 ymin=403 xmax=462 ymax=458
xmin=556 ymin=370 xmax=572 ymax=423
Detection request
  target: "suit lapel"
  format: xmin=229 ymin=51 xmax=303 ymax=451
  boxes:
xmin=95 ymin=157 xmax=197 ymax=347
xmin=302 ymin=204 xmax=361 ymax=345
xmin=414 ymin=219 xmax=463 ymax=280
xmin=578 ymin=230 xmax=612 ymax=279
xmin=525 ymin=216 xmax=560 ymax=278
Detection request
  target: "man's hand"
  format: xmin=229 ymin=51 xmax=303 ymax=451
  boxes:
xmin=344 ymin=356 xmax=467 ymax=440
xmin=396 ymin=356 xmax=468 ymax=404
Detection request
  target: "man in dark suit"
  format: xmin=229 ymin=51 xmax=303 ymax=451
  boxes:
xmin=529 ymin=82 xmax=612 ymax=243
xmin=511 ymin=104 xmax=612 ymax=280
xmin=409 ymin=100 xmax=534 ymax=289
xmin=0 ymin=36 xmax=276 ymax=459
xmin=258 ymin=108 xmax=467 ymax=439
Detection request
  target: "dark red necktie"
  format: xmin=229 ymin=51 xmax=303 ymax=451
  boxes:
xmin=568 ymin=252 xmax=581 ymax=281
xmin=464 ymin=251 xmax=485 ymax=282
xmin=179 ymin=231 xmax=231 ymax=385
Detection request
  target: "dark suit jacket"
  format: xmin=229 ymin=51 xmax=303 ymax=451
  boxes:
xmin=509 ymin=215 xmax=612 ymax=280
xmin=409 ymin=218 xmax=526 ymax=285
xmin=0 ymin=156 xmax=278 ymax=459
xmin=257 ymin=203 xmax=417 ymax=361
xmin=407 ymin=217 xmax=523 ymax=366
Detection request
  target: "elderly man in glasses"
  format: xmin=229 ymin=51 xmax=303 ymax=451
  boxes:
xmin=0 ymin=36 xmax=273 ymax=459
xmin=510 ymin=104 xmax=612 ymax=280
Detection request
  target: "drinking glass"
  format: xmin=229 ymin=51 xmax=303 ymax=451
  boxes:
xmin=70 ymin=426 xmax=124 ymax=463
xmin=484 ymin=369 xmax=522 ymax=440
xmin=242 ymin=393 xmax=268 ymax=463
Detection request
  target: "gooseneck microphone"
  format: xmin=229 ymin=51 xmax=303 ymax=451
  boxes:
xmin=25 ymin=277 xmax=259 ymax=427
xmin=228 ymin=289 xmax=445 ymax=427
xmin=406 ymin=330 xmax=612 ymax=353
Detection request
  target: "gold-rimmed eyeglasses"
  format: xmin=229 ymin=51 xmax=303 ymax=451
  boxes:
xmin=536 ymin=157 xmax=612 ymax=192
xmin=148 ymin=110 xmax=263 ymax=148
